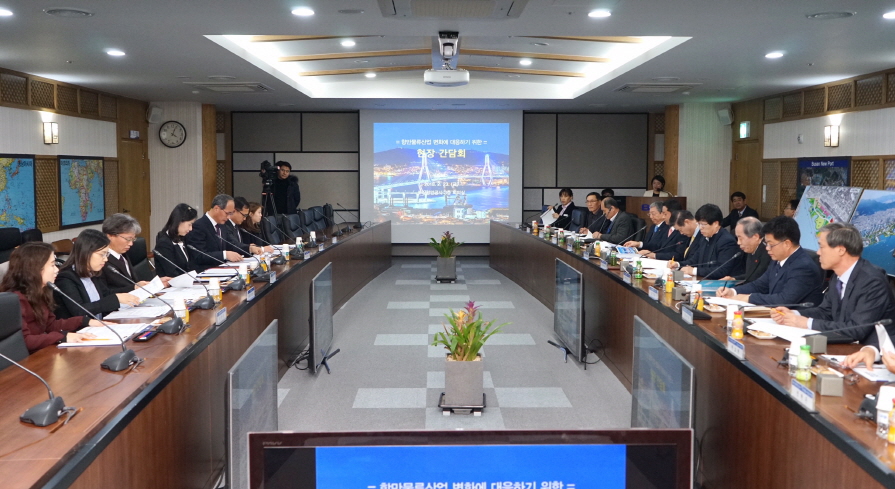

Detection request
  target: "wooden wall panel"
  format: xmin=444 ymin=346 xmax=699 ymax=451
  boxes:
xmin=663 ymin=105 xmax=679 ymax=196
xmin=104 ymin=159 xmax=119 ymax=217
xmin=781 ymin=159 xmax=798 ymax=206
xmin=852 ymin=158 xmax=882 ymax=190
xmin=201 ymin=104 xmax=217 ymax=206
xmin=35 ymin=156 xmax=59 ymax=232
xmin=761 ymin=160 xmax=780 ymax=219
xmin=886 ymin=159 xmax=895 ymax=190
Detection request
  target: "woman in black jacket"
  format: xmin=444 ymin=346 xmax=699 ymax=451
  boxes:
xmin=54 ymin=229 xmax=141 ymax=319
xmin=154 ymin=203 xmax=198 ymax=278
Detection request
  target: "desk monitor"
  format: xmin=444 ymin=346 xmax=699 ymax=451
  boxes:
xmin=631 ymin=316 xmax=695 ymax=429
xmin=308 ymin=262 xmax=334 ymax=373
xmin=554 ymin=258 xmax=585 ymax=362
xmin=227 ymin=320 xmax=278 ymax=489
xmin=249 ymin=430 xmax=692 ymax=489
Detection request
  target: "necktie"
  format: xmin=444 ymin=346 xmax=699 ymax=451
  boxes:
xmin=684 ymin=234 xmax=696 ymax=257
xmin=835 ymin=278 xmax=843 ymax=299
xmin=215 ymin=223 xmax=222 ymax=237
xmin=606 ymin=220 xmax=613 ymax=233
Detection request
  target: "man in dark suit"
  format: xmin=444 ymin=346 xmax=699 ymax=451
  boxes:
xmin=185 ymin=194 xmax=245 ymax=272
xmin=717 ymin=216 xmax=823 ymax=305
xmin=675 ymin=204 xmax=743 ymax=279
xmin=720 ymin=216 xmax=771 ymax=284
xmin=720 ymin=191 xmax=759 ymax=231
xmin=101 ymin=213 xmax=148 ymax=294
xmin=624 ymin=201 xmax=669 ymax=251
xmin=578 ymin=192 xmax=604 ymax=234
xmin=647 ymin=200 xmax=685 ymax=261
xmin=223 ymin=197 xmax=267 ymax=257
xmin=549 ymin=188 xmax=576 ymax=229
xmin=592 ymin=197 xmax=635 ymax=244
xmin=772 ymin=223 xmax=895 ymax=365
xmin=669 ymin=210 xmax=706 ymax=265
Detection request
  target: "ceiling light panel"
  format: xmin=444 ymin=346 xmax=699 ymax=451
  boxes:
xmin=0 ymin=8 xmax=13 ymax=17
xmin=291 ymin=7 xmax=315 ymax=16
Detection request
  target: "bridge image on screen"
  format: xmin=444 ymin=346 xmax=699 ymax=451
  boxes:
xmin=373 ymin=123 xmax=510 ymax=225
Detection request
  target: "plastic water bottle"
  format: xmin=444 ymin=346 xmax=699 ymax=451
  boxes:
xmin=796 ymin=344 xmax=812 ymax=381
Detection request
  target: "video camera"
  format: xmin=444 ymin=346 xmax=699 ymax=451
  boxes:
xmin=259 ymin=160 xmax=275 ymax=187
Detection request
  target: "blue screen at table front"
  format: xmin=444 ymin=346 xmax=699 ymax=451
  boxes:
xmin=315 ymin=444 xmax=626 ymax=488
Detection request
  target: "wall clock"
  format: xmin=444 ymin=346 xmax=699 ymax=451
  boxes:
xmin=158 ymin=120 xmax=186 ymax=148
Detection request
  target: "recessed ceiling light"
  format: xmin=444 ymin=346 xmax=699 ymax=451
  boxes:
xmin=451 ymin=103 xmax=466 ymax=106
xmin=651 ymin=76 xmax=680 ymax=82
xmin=588 ymin=9 xmax=612 ymax=18
xmin=765 ymin=51 xmax=784 ymax=59
xmin=291 ymin=7 xmax=314 ymax=16
xmin=353 ymin=60 xmax=369 ymax=64
xmin=374 ymin=103 xmax=386 ymax=107
xmin=884 ymin=11 xmax=895 ymax=19
xmin=106 ymin=49 xmax=126 ymax=57
xmin=192 ymin=90 xmax=200 ymax=94
xmin=365 ymin=72 xmax=376 ymax=78
xmin=519 ymin=59 xmax=532 ymax=66
xmin=530 ymin=42 xmax=549 ymax=47
xmin=208 ymin=75 xmax=236 ymax=80
xmin=805 ymin=11 xmax=855 ymax=20
xmin=506 ymin=74 xmax=521 ymax=78
xmin=338 ymin=9 xmax=364 ymax=14
xmin=176 ymin=76 xmax=192 ymax=79
xmin=0 ymin=8 xmax=13 ymax=17
xmin=43 ymin=7 xmax=93 ymax=17
xmin=341 ymin=40 xmax=356 ymax=47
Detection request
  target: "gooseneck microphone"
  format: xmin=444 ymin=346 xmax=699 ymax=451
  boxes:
xmin=47 ymin=282 xmax=139 ymax=372
xmin=244 ymin=232 xmax=287 ymax=266
xmin=649 ymin=240 xmax=684 ymax=254
xmin=762 ymin=302 xmax=815 ymax=308
xmin=697 ymin=251 xmax=743 ymax=282
xmin=312 ymin=207 xmax=343 ymax=237
xmin=0 ymin=351 xmax=72 ymax=426
xmin=336 ymin=202 xmax=363 ymax=230
xmin=105 ymin=267 xmax=183 ymax=334
xmin=215 ymin=234 xmax=271 ymax=282
xmin=152 ymin=249 xmax=215 ymax=310
xmin=613 ymin=225 xmax=648 ymax=247
xmin=185 ymin=245 xmax=246 ymax=290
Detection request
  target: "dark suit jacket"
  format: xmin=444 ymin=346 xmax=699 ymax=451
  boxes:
xmin=238 ymin=227 xmax=265 ymax=246
xmin=642 ymin=222 xmax=672 ymax=250
xmin=550 ymin=202 xmax=577 ymax=230
xmin=53 ymin=267 xmax=121 ymax=319
xmin=720 ymin=205 xmax=759 ymax=231
xmin=800 ymin=258 xmax=895 ymax=348
xmin=735 ymin=247 xmax=824 ymax=306
xmin=154 ymin=231 xmax=192 ymax=277
xmin=735 ymin=245 xmax=771 ymax=284
xmin=682 ymin=228 xmax=743 ymax=279
xmin=598 ymin=211 xmax=635 ymax=244
xmin=653 ymin=222 xmax=685 ymax=261
xmin=100 ymin=252 xmax=136 ymax=294
xmin=223 ymin=221 xmax=252 ymax=256
xmin=676 ymin=230 xmax=706 ymax=264
xmin=184 ymin=214 xmax=227 ymax=272
xmin=582 ymin=209 xmax=605 ymax=233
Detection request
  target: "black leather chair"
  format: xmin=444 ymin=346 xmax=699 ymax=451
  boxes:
xmin=300 ymin=209 xmax=319 ymax=232
xmin=0 ymin=292 xmax=28 ymax=371
xmin=261 ymin=216 xmax=284 ymax=245
xmin=125 ymin=236 xmax=156 ymax=282
xmin=632 ymin=216 xmax=646 ymax=243
xmin=0 ymin=228 xmax=22 ymax=263
xmin=285 ymin=214 xmax=307 ymax=239
xmin=21 ymin=228 xmax=42 ymax=243
xmin=570 ymin=209 xmax=586 ymax=231
xmin=308 ymin=206 xmax=327 ymax=231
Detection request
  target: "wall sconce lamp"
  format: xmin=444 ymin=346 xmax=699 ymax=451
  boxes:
xmin=824 ymin=125 xmax=839 ymax=147
xmin=42 ymin=122 xmax=58 ymax=144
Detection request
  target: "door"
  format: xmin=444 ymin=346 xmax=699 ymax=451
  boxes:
xmin=730 ymin=140 xmax=762 ymax=218
xmin=117 ymin=140 xmax=151 ymax=242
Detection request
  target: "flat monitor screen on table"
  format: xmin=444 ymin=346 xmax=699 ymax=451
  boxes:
xmin=309 ymin=262 xmax=334 ymax=373
xmin=249 ymin=430 xmax=692 ymax=489
xmin=554 ymin=258 xmax=584 ymax=362
xmin=631 ymin=316 xmax=695 ymax=429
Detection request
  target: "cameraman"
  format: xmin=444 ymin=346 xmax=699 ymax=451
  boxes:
xmin=263 ymin=161 xmax=301 ymax=215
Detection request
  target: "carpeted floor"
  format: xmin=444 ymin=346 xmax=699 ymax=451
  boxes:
xmin=277 ymin=256 xmax=631 ymax=431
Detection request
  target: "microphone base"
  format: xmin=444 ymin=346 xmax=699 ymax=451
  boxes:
xmin=102 ymin=349 xmax=138 ymax=372
xmin=20 ymin=396 xmax=65 ymax=426
xmin=194 ymin=296 xmax=215 ymax=310
xmin=251 ymin=271 xmax=272 ymax=283
xmin=228 ymin=277 xmax=246 ymax=291
xmin=158 ymin=317 xmax=184 ymax=335
xmin=271 ymin=256 xmax=286 ymax=266
xmin=353 ymin=223 xmax=363 ymax=229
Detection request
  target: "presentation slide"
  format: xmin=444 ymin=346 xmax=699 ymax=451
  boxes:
xmin=360 ymin=111 xmax=522 ymax=244
xmin=315 ymin=444 xmax=626 ymax=489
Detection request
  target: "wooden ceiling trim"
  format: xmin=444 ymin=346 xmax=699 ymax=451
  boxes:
xmin=250 ymin=35 xmax=379 ymax=42
xmin=464 ymin=66 xmax=584 ymax=77
xmin=462 ymin=49 xmax=609 ymax=63
xmin=280 ymin=49 xmax=430 ymax=62
xmin=521 ymin=36 xmax=644 ymax=44
xmin=300 ymin=65 xmax=431 ymax=76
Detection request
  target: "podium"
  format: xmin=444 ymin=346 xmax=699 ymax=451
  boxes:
xmin=625 ymin=196 xmax=687 ymax=220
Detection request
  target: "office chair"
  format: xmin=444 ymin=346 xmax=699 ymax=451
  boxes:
xmin=0 ymin=292 xmax=28 ymax=371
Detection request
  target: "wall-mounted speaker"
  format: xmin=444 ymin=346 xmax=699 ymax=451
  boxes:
xmin=717 ymin=108 xmax=733 ymax=126
xmin=146 ymin=105 xmax=163 ymax=124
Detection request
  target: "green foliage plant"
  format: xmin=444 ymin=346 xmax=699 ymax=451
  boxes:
xmin=431 ymin=301 xmax=508 ymax=361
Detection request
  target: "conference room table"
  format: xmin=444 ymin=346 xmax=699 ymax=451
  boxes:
xmin=0 ymin=222 xmax=391 ymax=489
xmin=490 ymin=221 xmax=895 ymax=489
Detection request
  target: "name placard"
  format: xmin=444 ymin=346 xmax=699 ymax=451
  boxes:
xmin=246 ymin=285 xmax=255 ymax=301
xmin=648 ymin=286 xmax=660 ymax=301
xmin=303 ymin=251 xmax=311 ymax=260
xmin=599 ymin=258 xmax=608 ymax=270
xmin=215 ymin=306 xmax=227 ymax=325
xmin=583 ymin=251 xmax=590 ymax=260
xmin=318 ymin=243 xmax=324 ymax=252
xmin=269 ymin=270 xmax=277 ymax=284
xmin=623 ymin=271 xmax=632 ymax=284
xmin=332 ymin=236 xmax=338 ymax=244
xmin=727 ymin=337 xmax=746 ymax=360
xmin=681 ymin=306 xmax=693 ymax=324
xmin=790 ymin=378 xmax=817 ymax=412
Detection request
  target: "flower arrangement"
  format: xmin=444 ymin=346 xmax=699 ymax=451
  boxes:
xmin=431 ymin=301 xmax=508 ymax=361
xmin=429 ymin=231 xmax=463 ymax=258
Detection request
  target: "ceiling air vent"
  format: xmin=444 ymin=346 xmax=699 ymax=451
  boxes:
xmin=184 ymin=82 xmax=273 ymax=93
xmin=377 ymin=0 xmax=529 ymax=19
xmin=614 ymin=83 xmax=701 ymax=94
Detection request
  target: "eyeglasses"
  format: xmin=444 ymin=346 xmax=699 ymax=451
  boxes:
xmin=115 ymin=234 xmax=137 ymax=243
xmin=585 ymin=199 xmax=599 ymax=204
xmin=763 ymin=239 xmax=784 ymax=249
xmin=94 ymin=250 xmax=110 ymax=258
xmin=224 ymin=210 xmax=236 ymax=217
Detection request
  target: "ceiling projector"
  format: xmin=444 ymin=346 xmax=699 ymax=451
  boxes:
xmin=424 ymin=69 xmax=469 ymax=87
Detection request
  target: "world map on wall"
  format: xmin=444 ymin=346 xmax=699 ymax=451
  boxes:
xmin=0 ymin=157 xmax=36 ymax=230
xmin=60 ymin=158 xmax=104 ymax=227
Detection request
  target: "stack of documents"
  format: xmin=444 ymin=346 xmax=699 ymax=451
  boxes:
xmin=58 ymin=323 xmax=149 ymax=347
xmin=105 ymin=306 xmax=171 ymax=320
